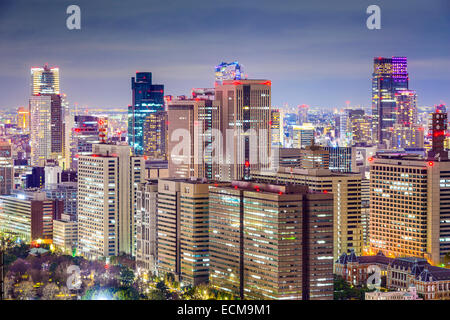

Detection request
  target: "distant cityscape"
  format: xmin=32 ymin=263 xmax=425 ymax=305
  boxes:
xmin=0 ymin=56 xmax=450 ymax=301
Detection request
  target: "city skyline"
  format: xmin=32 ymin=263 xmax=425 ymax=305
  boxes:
xmin=1 ymin=0 xmax=450 ymax=110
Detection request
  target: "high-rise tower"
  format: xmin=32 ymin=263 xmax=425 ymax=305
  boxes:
xmin=31 ymin=64 xmax=60 ymax=95
xmin=371 ymin=57 xmax=409 ymax=146
xmin=128 ymin=72 xmax=165 ymax=156
xmin=213 ymin=79 xmax=272 ymax=181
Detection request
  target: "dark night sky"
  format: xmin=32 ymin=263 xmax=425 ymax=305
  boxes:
xmin=1 ymin=0 xmax=450 ymax=111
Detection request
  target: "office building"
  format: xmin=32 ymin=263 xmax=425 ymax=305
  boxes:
xmin=53 ymin=214 xmax=78 ymax=253
xmin=77 ymin=143 xmax=145 ymax=259
xmin=213 ymin=79 xmax=271 ymax=181
xmin=136 ymin=180 xmax=158 ymax=274
xmin=252 ymin=145 xmax=362 ymax=261
xmin=128 ymin=72 xmax=164 ymax=156
xmin=215 ymin=61 xmax=243 ymax=85
xmin=297 ymin=104 xmax=309 ymax=125
xmin=292 ymin=123 xmax=315 ymax=148
xmin=339 ymin=109 xmax=366 ymax=146
xmin=143 ymin=110 xmax=167 ymax=160
xmin=45 ymin=182 xmax=77 ymax=220
xmin=29 ymin=94 xmax=64 ymax=166
xmin=31 ymin=64 xmax=60 ymax=96
xmin=391 ymin=124 xmax=424 ymax=150
xmin=17 ymin=107 xmax=29 ymax=131
xmin=71 ymin=115 xmax=100 ymax=169
xmin=272 ymin=148 xmax=302 ymax=168
xmin=0 ymin=142 xmax=13 ymax=195
xmin=167 ymin=98 xmax=217 ymax=179
xmin=300 ymin=142 xmax=329 ymax=169
xmin=209 ymin=181 xmax=334 ymax=300
xmin=369 ymin=107 xmax=450 ymax=265
xmin=157 ymin=178 xmax=223 ymax=286
xmin=323 ymin=146 xmax=357 ymax=173
xmin=0 ymin=191 xmax=63 ymax=242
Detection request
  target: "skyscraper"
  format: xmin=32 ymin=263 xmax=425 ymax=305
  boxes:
xmin=17 ymin=107 xmax=30 ymax=132
xmin=71 ymin=115 xmax=100 ymax=169
xmin=214 ymin=61 xmax=243 ymax=85
xmin=167 ymin=98 xmax=218 ymax=179
xmin=372 ymin=57 xmax=409 ymax=146
xmin=209 ymin=181 xmax=334 ymax=300
xmin=213 ymin=79 xmax=272 ymax=181
xmin=369 ymin=107 xmax=450 ymax=265
xmin=271 ymin=109 xmax=283 ymax=146
xmin=136 ymin=180 xmax=158 ymax=274
xmin=252 ymin=145 xmax=363 ymax=262
xmin=29 ymin=94 xmax=64 ymax=166
xmin=0 ymin=191 xmax=63 ymax=243
xmin=77 ymin=143 xmax=144 ymax=259
xmin=128 ymin=72 xmax=164 ymax=156
xmin=31 ymin=64 xmax=60 ymax=95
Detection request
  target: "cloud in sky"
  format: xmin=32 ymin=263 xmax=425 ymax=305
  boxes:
xmin=1 ymin=0 xmax=450 ymax=110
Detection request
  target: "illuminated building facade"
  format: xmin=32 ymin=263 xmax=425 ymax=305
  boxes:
xmin=128 ymin=72 xmax=164 ymax=156
xmin=300 ymin=142 xmax=329 ymax=169
xmin=252 ymin=159 xmax=363 ymax=262
xmin=339 ymin=109 xmax=366 ymax=146
xmin=53 ymin=214 xmax=77 ymax=253
xmin=372 ymin=57 xmax=409 ymax=146
xmin=77 ymin=144 xmax=144 ymax=259
xmin=17 ymin=107 xmax=29 ymax=131
xmin=31 ymin=64 xmax=60 ymax=95
xmin=71 ymin=115 xmax=100 ymax=169
xmin=156 ymin=179 xmax=223 ymax=286
xmin=0 ymin=143 xmax=13 ymax=195
xmin=297 ymin=104 xmax=309 ymax=125
xmin=335 ymin=252 xmax=450 ymax=300
xmin=29 ymin=94 xmax=64 ymax=166
xmin=213 ymin=79 xmax=271 ymax=181
xmin=44 ymin=182 xmax=77 ymax=220
xmin=143 ymin=110 xmax=167 ymax=160
xmin=292 ymin=123 xmax=315 ymax=148
xmin=0 ymin=191 xmax=63 ymax=243
xmin=271 ymin=109 xmax=283 ymax=146
xmin=214 ymin=61 xmax=243 ymax=85
xmin=209 ymin=181 xmax=334 ymax=300
xmin=369 ymin=108 xmax=450 ymax=265
xmin=323 ymin=146 xmax=357 ymax=173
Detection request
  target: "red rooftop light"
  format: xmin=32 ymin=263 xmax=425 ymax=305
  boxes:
xmin=428 ymin=161 xmax=434 ymax=167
